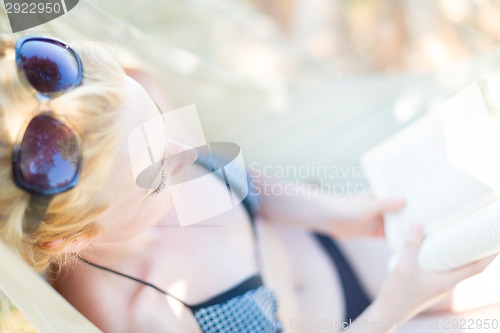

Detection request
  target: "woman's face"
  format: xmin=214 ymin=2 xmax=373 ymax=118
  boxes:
xmin=91 ymin=76 xmax=197 ymax=243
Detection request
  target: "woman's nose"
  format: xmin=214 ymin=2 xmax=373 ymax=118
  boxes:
xmin=163 ymin=138 xmax=198 ymax=180
xmin=164 ymin=138 xmax=194 ymax=157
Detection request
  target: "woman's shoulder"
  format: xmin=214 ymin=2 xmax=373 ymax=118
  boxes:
xmin=51 ymin=261 xmax=198 ymax=332
xmin=51 ymin=261 xmax=131 ymax=331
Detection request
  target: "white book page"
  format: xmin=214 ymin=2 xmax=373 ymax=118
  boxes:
xmin=362 ymin=112 xmax=496 ymax=252
xmin=419 ymin=199 xmax=500 ymax=271
xmin=362 ymin=81 xmax=500 ymax=270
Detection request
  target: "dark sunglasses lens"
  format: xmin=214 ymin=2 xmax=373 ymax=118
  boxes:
xmin=18 ymin=115 xmax=81 ymax=191
xmin=19 ymin=40 xmax=80 ymax=94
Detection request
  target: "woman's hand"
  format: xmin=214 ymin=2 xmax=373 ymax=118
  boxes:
xmin=327 ymin=192 xmax=405 ymax=238
xmin=374 ymin=224 xmax=496 ymax=326
xmin=346 ymin=224 xmax=495 ymax=333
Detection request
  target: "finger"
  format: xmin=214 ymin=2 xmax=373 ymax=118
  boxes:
xmin=371 ymin=217 xmax=385 ymax=237
xmin=379 ymin=198 xmax=406 ymax=213
xmin=398 ymin=224 xmax=425 ymax=264
xmin=445 ymin=253 xmax=498 ymax=284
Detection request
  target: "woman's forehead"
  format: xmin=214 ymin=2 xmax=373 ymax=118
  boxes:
xmin=119 ymin=76 xmax=161 ymax=129
xmin=113 ymin=77 xmax=165 ymax=186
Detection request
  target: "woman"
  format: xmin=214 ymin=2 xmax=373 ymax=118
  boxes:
xmin=0 ymin=34 xmax=494 ymax=333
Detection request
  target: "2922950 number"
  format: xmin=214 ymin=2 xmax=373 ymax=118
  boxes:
xmin=5 ymin=2 xmax=62 ymax=14
xmin=443 ymin=319 xmax=499 ymax=330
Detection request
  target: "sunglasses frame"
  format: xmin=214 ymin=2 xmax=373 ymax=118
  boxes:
xmin=12 ymin=36 xmax=84 ymax=196
xmin=15 ymin=36 xmax=83 ymax=98
xmin=12 ymin=112 xmax=83 ymax=196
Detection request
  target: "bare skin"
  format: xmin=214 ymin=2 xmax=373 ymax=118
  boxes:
xmin=261 ymin=224 xmax=500 ymax=333
xmin=52 ymin=72 xmax=499 ymax=333
xmin=54 ymin=76 xmax=260 ymax=332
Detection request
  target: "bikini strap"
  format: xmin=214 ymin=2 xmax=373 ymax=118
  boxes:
xmin=76 ymin=256 xmax=189 ymax=307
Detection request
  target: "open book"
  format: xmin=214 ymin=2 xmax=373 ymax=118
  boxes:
xmin=361 ymin=77 xmax=500 ymax=272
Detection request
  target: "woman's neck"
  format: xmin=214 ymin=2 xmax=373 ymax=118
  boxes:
xmin=82 ymin=220 xmax=179 ymax=268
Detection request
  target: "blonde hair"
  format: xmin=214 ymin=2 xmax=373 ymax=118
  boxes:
xmin=0 ymin=34 xmax=125 ymax=271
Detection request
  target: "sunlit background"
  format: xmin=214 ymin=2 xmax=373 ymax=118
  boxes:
xmin=93 ymin=0 xmax=500 ymax=77
xmin=2 ymin=0 xmax=500 ymax=331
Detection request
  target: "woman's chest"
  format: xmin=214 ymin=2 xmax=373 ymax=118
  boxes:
xmin=145 ymin=175 xmax=259 ymax=304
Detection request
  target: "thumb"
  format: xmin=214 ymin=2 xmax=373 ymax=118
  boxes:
xmin=399 ymin=224 xmax=425 ymax=265
xmin=445 ymin=253 xmax=498 ymax=285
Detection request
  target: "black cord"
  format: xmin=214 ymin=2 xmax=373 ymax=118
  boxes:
xmin=75 ymin=255 xmax=189 ymax=307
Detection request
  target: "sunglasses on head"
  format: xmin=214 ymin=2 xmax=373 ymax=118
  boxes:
xmin=11 ymin=36 xmax=83 ymax=232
